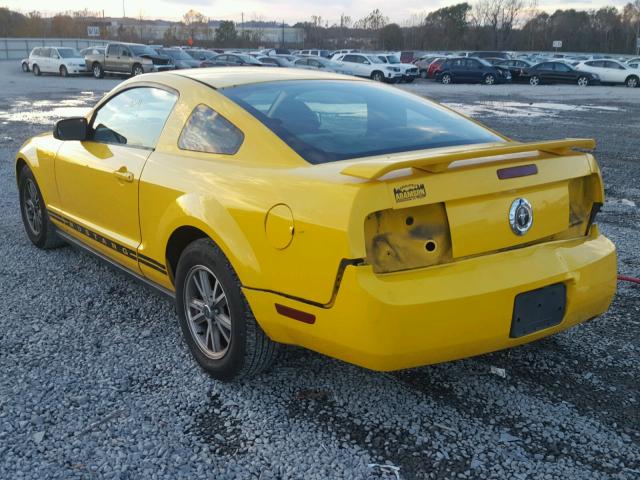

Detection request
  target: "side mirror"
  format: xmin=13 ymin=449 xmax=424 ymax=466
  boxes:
xmin=54 ymin=117 xmax=88 ymax=141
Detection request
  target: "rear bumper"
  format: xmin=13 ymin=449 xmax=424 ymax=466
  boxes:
xmin=245 ymin=230 xmax=616 ymax=371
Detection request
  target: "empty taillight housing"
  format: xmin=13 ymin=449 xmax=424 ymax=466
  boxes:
xmin=555 ymin=174 xmax=603 ymax=241
xmin=364 ymin=203 xmax=452 ymax=273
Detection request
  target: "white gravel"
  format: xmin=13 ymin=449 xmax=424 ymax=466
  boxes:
xmin=0 ymin=60 xmax=638 ymax=479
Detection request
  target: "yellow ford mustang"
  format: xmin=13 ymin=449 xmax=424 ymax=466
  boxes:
xmin=15 ymin=68 xmax=616 ymax=381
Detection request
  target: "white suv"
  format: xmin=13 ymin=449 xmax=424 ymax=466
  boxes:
xmin=376 ymin=54 xmax=419 ymax=82
xmin=30 ymin=47 xmax=87 ymax=77
xmin=333 ymin=53 xmax=403 ymax=83
xmin=575 ymin=59 xmax=639 ymax=87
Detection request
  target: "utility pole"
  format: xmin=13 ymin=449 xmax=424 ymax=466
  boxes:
xmin=282 ymin=20 xmax=285 ymax=48
xmin=122 ymin=0 xmax=125 ymax=18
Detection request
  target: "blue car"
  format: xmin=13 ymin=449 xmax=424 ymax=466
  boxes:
xmin=435 ymin=57 xmax=512 ymax=85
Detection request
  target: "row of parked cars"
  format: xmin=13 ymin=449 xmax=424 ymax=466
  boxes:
xmin=413 ymin=52 xmax=640 ymax=87
xmin=20 ymin=43 xmax=420 ymax=84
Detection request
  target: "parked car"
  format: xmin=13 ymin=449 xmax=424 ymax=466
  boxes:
xmin=524 ymin=61 xmax=599 ymax=86
xmin=185 ymin=49 xmax=218 ymax=62
xmin=467 ymin=51 xmax=510 ymax=60
xmin=414 ymin=56 xmax=440 ymax=78
xmin=626 ymin=57 xmax=640 ymax=65
xmin=399 ymin=50 xmax=428 ymax=63
xmin=86 ymin=42 xmax=174 ymax=78
xmin=575 ymin=59 xmax=639 ymax=87
xmin=495 ymin=59 xmax=534 ymax=82
xmin=292 ymin=56 xmax=354 ymax=75
xmin=330 ymin=49 xmax=358 ymax=59
xmin=376 ymin=54 xmax=419 ymax=82
xmin=427 ymin=58 xmax=446 ymax=79
xmin=256 ymin=56 xmax=292 ymax=67
xmin=30 ymin=47 xmax=87 ymax=77
xmin=298 ymin=49 xmax=331 ymax=58
xmin=436 ymin=57 xmax=511 ymax=85
xmin=20 ymin=56 xmax=30 ymax=72
xmin=334 ymin=53 xmax=403 ymax=82
xmin=203 ymin=53 xmax=263 ymax=67
xmin=158 ymin=48 xmax=202 ymax=69
xmin=16 ymin=68 xmax=616 ymax=381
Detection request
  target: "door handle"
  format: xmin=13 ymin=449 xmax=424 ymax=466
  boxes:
xmin=114 ymin=167 xmax=134 ymax=183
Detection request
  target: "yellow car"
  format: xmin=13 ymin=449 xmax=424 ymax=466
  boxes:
xmin=15 ymin=68 xmax=616 ymax=381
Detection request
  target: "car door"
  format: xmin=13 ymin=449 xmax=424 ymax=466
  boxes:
xmin=48 ymin=48 xmax=62 ymax=73
xmin=535 ymin=63 xmax=554 ymax=82
xmin=603 ymin=61 xmax=626 ymax=83
xmin=119 ymin=45 xmax=134 ymax=73
xmin=54 ymin=86 xmax=178 ymax=272
xmin=465 ymin=59 xmax=483 ymax=82
xmin=105 ymin=45 xmax=120 ymax=72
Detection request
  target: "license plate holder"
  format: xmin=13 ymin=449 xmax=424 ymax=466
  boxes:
xmin=510 ymin=283 xmax=566 ymax=338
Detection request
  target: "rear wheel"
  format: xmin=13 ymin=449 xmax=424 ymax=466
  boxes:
xmin=18 ymin=166 xmax=64 ymax=249
xmin=132 ymin=63 xmax=144 ymax=76
xmin=59 ymin=65 xmax=68 ymax=77
xmin=625 ymin=75 xmax=639 ymax=88
xmin=371 ymin=71 xmax=384 ymax=82
xmin=32 ymin=64 xmax=41 ymax=76
xmin=577 ymin=76 xmax=589 ymax=87
xmin=92 ymin=62 xmax=104 ymax=79
xmin=175 ymin=238 xmax=278 ymax=381
xmin=483 ymin=73 xmax=496 ymax=85
xmin=441 ymin=73 xmax=452 ymax=84
xmin=419 ymin=69 xmax=427 ymax=79
xmin=529 ymin=75 xmax=540 ymax=86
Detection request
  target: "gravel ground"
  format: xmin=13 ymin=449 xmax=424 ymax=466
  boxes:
xmin=0 ymin=61 xmax=638 ymax=479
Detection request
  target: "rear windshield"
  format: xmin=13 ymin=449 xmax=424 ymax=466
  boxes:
xmin=221 ymin=80 xmax=502 ymax=164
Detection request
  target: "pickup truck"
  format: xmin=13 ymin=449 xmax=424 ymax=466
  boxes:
xmin=85 ymin=42 xmax=174 ymax=78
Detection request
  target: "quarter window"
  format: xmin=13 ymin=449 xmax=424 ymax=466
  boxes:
xmin=178 ymin=104 xmax=244 ymax=155
xmin=91 ymin=87 xmax=177 ymax=149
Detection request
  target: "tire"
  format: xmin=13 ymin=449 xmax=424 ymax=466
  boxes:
xmin=92 ymin=63 xmax=104 ymax=79
xmin=625 ymin=75 xmax=639 ymax=88
xmin=18 ymin=165 xmax=65 ymax=250
xmin=419 ymin=69 xmax=427 ymax=79
xmin=405 ymin=77 xmax=415 ymax=83
xmin=59 ymin=65 xmax=68 ymax=77
xmin=441 ymin=73 xmax=452 ymax=84
xmin=32 ymin=64 xmax=41 ymax=76
xmin=132 ymin=63 xmax=144 ymax=76
xmin=175 ymin=238 xmax=279 ymax=381
xmin=371 ymin=71 xmax=385 ymax=82
xmin=577 ymin=76 xmax=589 ymax=87
xmin=529 ymin=75 xmax=540 ymax=86
xmin=21 ymin=62 xmax=29 ymax=72
xmin=483 ymin=73 xmax=496 ymax=85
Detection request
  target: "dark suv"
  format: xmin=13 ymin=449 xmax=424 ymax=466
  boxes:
xmin=436 ymin=57 xmax=511 ymax=85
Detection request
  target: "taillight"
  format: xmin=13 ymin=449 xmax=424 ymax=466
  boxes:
xmin=364 ymin=203 xmax=452 ymax=273
xmin=554 ymin=174 xmax=602 ymax=240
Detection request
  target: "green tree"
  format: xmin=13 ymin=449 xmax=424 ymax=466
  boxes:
xmin=215 ymin=20 xmax=238 ymax=47
xmin=379 ymin=23 xmax=403 ymax=49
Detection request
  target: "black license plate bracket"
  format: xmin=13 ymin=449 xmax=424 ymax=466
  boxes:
xmin=510 ymin=283 xmax=566 ymax=338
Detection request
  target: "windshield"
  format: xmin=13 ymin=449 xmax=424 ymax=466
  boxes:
xmin=386 ymin=56 xmax=400 ymax=64
xmin=477 ymin=58 xmax=492 ymax=66
xmin=222 ymin=80 xmax=502 ymax=164
xmin=130 ymin=45 xmax=158 ymax=56
xmin=163 ymin=49 xmax=192 ymax=60
xmin=58 ymin=48 xmax=81 ymax=58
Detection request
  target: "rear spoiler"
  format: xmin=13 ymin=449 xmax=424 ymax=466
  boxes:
xmin=340 ymin=138 xmax=595 ymax=180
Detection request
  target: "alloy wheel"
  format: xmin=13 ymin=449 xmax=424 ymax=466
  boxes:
xmin=577 ymin=76 xmax=589 ymax=87
xmin=529 ymin=76 xmax=539 ymax=86
xmin=626 ymin=76 xmax=638 ymax=88
xmin=183 ymin=265 xmax=232 ymax=360
xmin=442 ymin=74 xmax=451 ymax=84
xmin=133 ymin=65 xmax=144 ymax=76
xmin=484 ymin=74 xmax=495 ymax=85
xmin=22 ymin=178 xmax=42 ymax=236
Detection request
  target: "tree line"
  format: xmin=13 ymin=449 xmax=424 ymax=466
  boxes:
xmin=1 ymin=2 xmax=640 ymax=53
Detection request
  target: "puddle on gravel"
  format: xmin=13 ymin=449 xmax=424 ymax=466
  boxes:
xmin=444 ymin=101 xmax=623 ymax=118
xmin=0 ymin=93 xmax=96 ymax=124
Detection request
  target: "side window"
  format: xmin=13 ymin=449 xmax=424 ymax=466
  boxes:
xmin=91 ymin=87 xmax=177 ymax=149
xmin=121 ymin=47 xmax=131 ymax=57
xmin=342 ymin=55 xmax=355 ymax=63
xmin=178 ymin=104 xmax=244 ymax=155
xmin=538 ymin=63 xmax=552 ymax=71
xmin=554 ymin=63 xmax=570 ymax=72
xmin=295 ymin=59 xmax=308 ymax=66
xmin=107 ymin=45 xmax=118 ymax=55
xmin=309 ymin=59 xmax=321 ymax=68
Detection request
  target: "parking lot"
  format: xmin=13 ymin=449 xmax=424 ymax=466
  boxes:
xmin=0 ymin=59 xmax=638 ymax=479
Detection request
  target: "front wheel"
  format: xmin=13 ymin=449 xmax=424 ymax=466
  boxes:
xmin=18 ymin=166 xmax=65 ymax=249
xmin=175 ymin=238 xmax=279 ymax=381
xmin=32 ymin=64 xmax=41 ymax=76
xmin=419 ymin=69 xmax=428 ymax=79
xmin=371 ymin=71 xmax=384 ymax=82
xmin=625 ymin=75 xmax=639 ymax=88
xmin=529 ymin=75 xmax=540 ymax=86
xmin=441 ymin=73 xmax=452 ymax=84
xmin=483 ymin=73 xmax=496 ymax=85
xmin=59 ymin=65 xmax=68 ymax=77
xmin=92 ymin=63 xmax=104 ymax=79
xmin=132 ymin=64 xmax=144 ymax=76
xmin=577 ymin=76 xmax=589 ymax=87
xmin=21 ymin=62 xmax=29 ymax=72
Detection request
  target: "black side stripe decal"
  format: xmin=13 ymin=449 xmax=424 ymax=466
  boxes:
xmin=48 ymin=210 xmax=167 ymax=275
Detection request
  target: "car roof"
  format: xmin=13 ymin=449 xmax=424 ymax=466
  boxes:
xmin=172 ymin=66 xmax=357 ymax=89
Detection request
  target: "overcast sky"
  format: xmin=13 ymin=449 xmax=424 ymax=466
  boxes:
xmin=3 ymin=0 xmax=631 ymax=24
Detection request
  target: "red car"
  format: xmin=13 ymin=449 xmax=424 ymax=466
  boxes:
xmin=427 ymin=58 xmax=446 ymax=79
